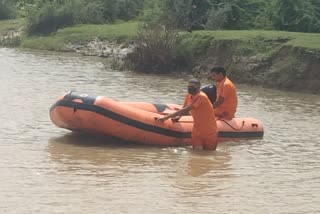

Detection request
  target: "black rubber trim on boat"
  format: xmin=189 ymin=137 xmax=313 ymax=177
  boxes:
xmin=66 ymin=91 xmax=97 ymax=105
xmin=218 ymin=131 xmax=264 ymax=138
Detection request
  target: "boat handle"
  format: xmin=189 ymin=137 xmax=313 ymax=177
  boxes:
xmin=73 ymin=103 xmax=78 ymax=113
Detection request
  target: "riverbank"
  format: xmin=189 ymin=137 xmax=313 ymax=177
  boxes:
xmin=1 ymin=19 xmax=319 ymax=94
xmin=186 ymin=31 xmax=320 ymax=93
xmin=0 ymin=19 xmax=24 ymax=46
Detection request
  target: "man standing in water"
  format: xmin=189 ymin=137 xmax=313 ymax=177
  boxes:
xmin=157 ymin=79 xmax=217 ymax=151
xmin=211 ymin=66 xmax=238 ymax=120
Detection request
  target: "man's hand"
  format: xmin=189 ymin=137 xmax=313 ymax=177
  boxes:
xmin=213 ymin=96 xmax=224 ymax=108
xmin=215 ymin=111 xmax=228 ymax=119
xmin=156 ymin=105 xmax=191 ymax=123
xmin=156 ymin=116 xmax=169 ymax=122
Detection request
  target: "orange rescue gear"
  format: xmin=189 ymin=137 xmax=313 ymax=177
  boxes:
xmin=184 ymin=91 xmax=217 ymax=149
xmin=216 ymin=77 xmax=237 ymax=120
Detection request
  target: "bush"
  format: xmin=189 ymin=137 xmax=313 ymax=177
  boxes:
xmin=99 ymin=0 xmax=119 ymax=22
xmin=273 ymin=0 xmax=320 ymax=33
xmin=139 ymin=0 xmax=164 ymax=24
xmin=125 ymin=22 xmax=190 ymax=73
xmin=76 ymin=1 xmax=106 ymax=24
xmin=253 ymin=15 xmax=273 ymax=30
xmin=205 ymin=5 xmax=229 ymax=30
xmin=0 ymin=1 xmax=16 ymax=20
xmin=26 ymin=1 xmax=77 ymax=35
xmin=25 ymin=0 xmax=145 ymax=35
xmin=117 ymin=0 xmax=144 ymax=21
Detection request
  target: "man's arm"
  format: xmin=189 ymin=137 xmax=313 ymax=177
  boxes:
xmin=215 ymin=111 xmax=228 ymax=118
xmin=213 ymin=96 xmax=224 ymax=108
xmin=213 ymin=83 xmax=233 ymax=108
xmin=157 ymin=95 xmax=200 ymax=122
xmin=157 ymin=105 xmax=192 ymax=122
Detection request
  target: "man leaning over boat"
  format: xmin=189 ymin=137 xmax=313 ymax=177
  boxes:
xmin=157 ymin=79 xmax=218 ymax=151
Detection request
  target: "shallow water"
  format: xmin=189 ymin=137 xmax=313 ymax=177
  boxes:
xmin=1 ymin=48 xmax=320 ymax=214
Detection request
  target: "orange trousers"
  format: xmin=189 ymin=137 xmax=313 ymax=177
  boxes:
xmin=191 ymin=132 xmax=217 ymax=151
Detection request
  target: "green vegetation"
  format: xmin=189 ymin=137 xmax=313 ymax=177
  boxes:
xmin=0 ymin=1 xmax=16 ymax=20
xmin=15 ymin=22 xmax=320 ymax=52
xmin=0 ymin=19 xmax=25 ymax=46
xmin=1 ymin=0 xmax=320 ymax=34
xmin=1 ymin=16 xmax=319 ymax=53
xmin=57 ymin=22 xmax=139 ymax=41
xmin=0 ymin=19 xmax=25 ymax=34
xmin=125 ymin=23 xmax=187 ymax=73
xmin=192 ymin=30 xmax=320 ymax=50
xmin=22 ymin=22 xmax=139 ymax=50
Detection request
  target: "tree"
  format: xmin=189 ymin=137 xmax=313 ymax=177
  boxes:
xmin=0 ymin=0 xmax=17 ymax=20
xmin=273 ymin=0 xmax=320 ymax=32
xmin=163 ymin=0 xmax=211 ymax=31
xmin=205 ymin=3 xmax=229 ymax=30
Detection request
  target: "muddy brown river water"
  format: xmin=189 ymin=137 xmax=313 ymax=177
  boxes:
xmin=1 ymin=48 xmax=320 ymax=214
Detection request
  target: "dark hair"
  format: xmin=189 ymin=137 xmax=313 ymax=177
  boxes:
xmin=210 ymin=66 xmax=227 ymax=76
xmin=188 ymin=78 xmax=201 ymax=87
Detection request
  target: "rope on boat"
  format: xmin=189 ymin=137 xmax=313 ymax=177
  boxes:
xmin=217 ymin=118 xmax=245 ymax=131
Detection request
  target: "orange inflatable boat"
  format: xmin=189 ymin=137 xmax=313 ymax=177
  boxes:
xmin=50 ymin=92 xmax=264 ymax=146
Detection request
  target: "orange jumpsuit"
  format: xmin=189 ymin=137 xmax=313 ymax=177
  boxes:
xmin=184 ymin=92 xmax=217 ymax=150
xmin=216 ymin=77 xmax=237 ymax=120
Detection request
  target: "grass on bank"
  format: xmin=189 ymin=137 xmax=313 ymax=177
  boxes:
xmin=1 ymin=19 xmax=319 ymax=52
xmin=23 ymin=26 xmax=320 ymax=52
xmin=0 ymin=19 xmax=25 ymax=34
xmin=193 ymin=30 xmax=320 ymax=50
xmin=21 ymin=22 xmax=139 ymax=50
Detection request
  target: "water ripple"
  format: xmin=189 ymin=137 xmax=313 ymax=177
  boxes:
xmin=0 ymin=48 xmax=320 ymax=214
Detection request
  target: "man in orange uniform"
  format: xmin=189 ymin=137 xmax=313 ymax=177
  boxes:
xmin=157 ymin=79 xmax=217 ymax=150
xmin=211 ymin=66 xmax=238 ymax=120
